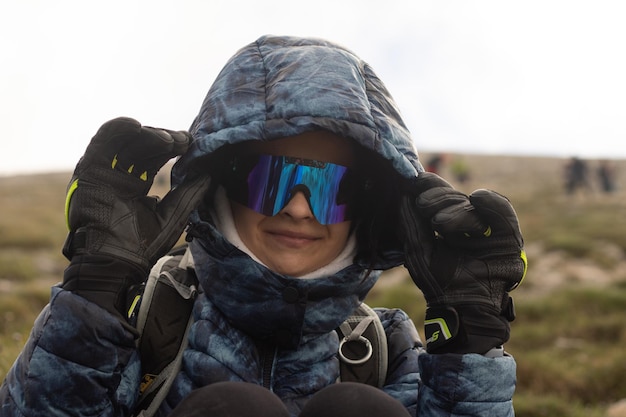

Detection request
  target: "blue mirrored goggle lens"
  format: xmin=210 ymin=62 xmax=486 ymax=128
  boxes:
xmin=240 ymin=154 xmax=351 ymax=225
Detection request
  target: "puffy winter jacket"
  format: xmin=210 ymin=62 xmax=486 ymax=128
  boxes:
xmin=0 ymin=35 xmax=517 ymax=417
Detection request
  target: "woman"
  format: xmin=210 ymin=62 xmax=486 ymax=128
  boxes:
xmin=0 ymin=35 xmax=526 ymax=417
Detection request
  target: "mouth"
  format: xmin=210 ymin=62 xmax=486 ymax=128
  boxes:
xmin=266 ymin=229 xmax=321 ymax=248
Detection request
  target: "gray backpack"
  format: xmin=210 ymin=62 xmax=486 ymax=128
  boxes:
xmin=132 ymin=246 xmax=388 ymax=417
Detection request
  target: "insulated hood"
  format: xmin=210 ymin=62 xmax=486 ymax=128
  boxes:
xmin=172 ymin=34 xmax=423 ymax=186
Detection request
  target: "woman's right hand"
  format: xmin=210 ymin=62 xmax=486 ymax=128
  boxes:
xmin=63 ymin=117 xmax=209 ymax=272
xmin=61 ymin=117 xmax=209 ymax=321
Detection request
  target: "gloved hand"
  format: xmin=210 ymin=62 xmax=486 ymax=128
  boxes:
xmin=62 ymin=117 xmax=209 ymax=321
xmin=399 ymin=172 xmax=527 ymax=354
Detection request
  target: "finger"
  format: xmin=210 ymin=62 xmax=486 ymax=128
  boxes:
xmin=431 ymin=201 xmax=487 ymax=237
xmin=409 ymin=172 xmax=466 ymax=214
xmin=165 ymin=129 xmax=192 ymax=155
xmin=82 ymin=117 xmax=142 ymax=165
xmin=143 ymin=129 xmax=191 ymax=166
xmin=400 ymin=193 xmax=435 ymax=246
xmin=82 ymin=118 xmax=177 ymax=178
xmin=116 ymin=128 xmax=178 ymax=168
xmin=158 ymin=174 xmax=211 ymax=218
xmin=409 ymin=172 xmax=454 ymax=196
xmin=148 ymin=173 xmax=211 ymax=261
xmin=403 ymin=172 xmax=476 ymax=238
xmin=417 ymin=186 xmax=470 ymax=218
xmin=113 ymin=128 xmax=191 ymax=182
xmin=399 ymin=193 xmax=441 ymax=294
xmin=469 ymin=189 xmax=523 ymax=245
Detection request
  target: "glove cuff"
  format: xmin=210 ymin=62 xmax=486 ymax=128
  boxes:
xmin=424 ymin=302 xmax=513 ymax=354
xmin=63 ymin=228 xmax=151 ymax=273
xmin=62 ymin=254 xmax=146 ymax=325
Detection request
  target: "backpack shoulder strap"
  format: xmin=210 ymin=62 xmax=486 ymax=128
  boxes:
xmin=336 ymin=303 xmax=388 ymax=388
xmin=133 ymin=245 xmax=197 ymax=417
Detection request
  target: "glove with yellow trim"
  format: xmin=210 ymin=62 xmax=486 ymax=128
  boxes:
xmin=399 ymin=172 xmax=527 ymax=354
xmin=62 ymin=117 xmax=209 ymax=322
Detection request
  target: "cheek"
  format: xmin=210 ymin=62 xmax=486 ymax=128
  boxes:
xmin=231 ymin=202 xmax=262 ymax=243
xmin=328 ymin=221 xmax=352 ymax=248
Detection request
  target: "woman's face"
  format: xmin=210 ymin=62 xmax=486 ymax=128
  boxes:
xmin=230 ymin=131 xmax=355 ymax=277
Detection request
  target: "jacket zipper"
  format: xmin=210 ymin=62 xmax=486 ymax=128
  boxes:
xmin=258 ymin=342 xmax=277 ymax=389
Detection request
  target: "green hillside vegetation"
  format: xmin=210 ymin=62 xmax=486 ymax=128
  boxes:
xmin=1 ymin=153 xmax=625 ymax=417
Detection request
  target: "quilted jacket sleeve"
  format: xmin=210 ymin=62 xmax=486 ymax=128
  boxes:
xmin=0 ymin=286 xmax=142 ymax=417
xmin=377 ymin=308 xmax=516 ymax=417
xmin=417 ymin=353 xmax=516 ymax=417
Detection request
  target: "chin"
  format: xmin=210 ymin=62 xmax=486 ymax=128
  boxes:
xmin=270 ymin=262 xmax=317 ymax=278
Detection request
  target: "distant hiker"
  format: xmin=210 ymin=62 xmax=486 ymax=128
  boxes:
xmin=450 ymin=156 xmax=471 ymax=185
xmin=0 ymin=35 xmax=527 ymax=417
xmin=425 ymin=154 xmax=444 ymax=174
xmin=564 ymin=156 xmax=590 ymax=195
xmin=597 ymin=160 xmax=617 ymax=193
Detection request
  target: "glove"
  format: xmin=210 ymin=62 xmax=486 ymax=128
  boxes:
xmin=399 ymin=172 xmax=527 ymax=354
xmin=62 ymin=117 xmax=209 ymax=321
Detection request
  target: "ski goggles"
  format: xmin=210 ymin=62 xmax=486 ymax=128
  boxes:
xmin=224 ymin=154 xmax=354 ymax=225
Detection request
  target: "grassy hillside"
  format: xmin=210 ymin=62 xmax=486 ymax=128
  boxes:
xmin=1 ymin=153 xmax=625 ymax=416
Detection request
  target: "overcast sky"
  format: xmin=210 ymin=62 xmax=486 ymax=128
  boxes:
xmin=2 ymin=0 xmax=625 ymax=176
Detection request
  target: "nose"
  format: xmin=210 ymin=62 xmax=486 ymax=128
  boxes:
xmin=280 ymin=191 xmax=315 ymax=221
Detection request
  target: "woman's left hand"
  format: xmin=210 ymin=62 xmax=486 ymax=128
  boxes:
xmin=399 ymin=172 xmax=527 ymax=354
